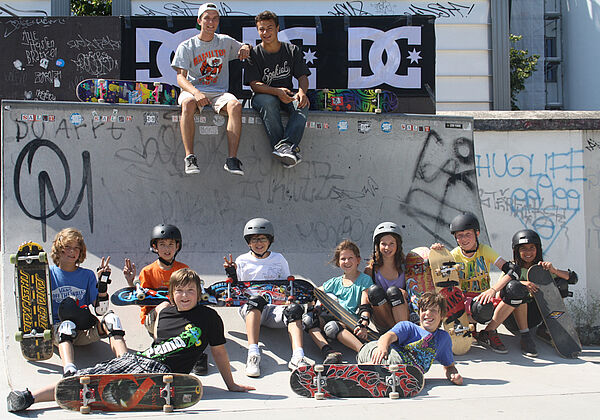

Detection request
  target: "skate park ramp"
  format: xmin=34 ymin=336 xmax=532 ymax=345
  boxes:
xmin=1 ymin=100 xmax=599 ymax=418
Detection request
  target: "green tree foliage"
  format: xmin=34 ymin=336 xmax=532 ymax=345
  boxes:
xmin=71 ymin=0 xmax=112 ymax=16
xmin=510 ymin=34 xmax=540 ymax=110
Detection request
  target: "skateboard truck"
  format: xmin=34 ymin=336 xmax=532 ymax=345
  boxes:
xmin=225 ymin=278 xmax=234 ymax=306
xmin=79 ymin=376 xmax=96 ymax=414
xmin=160 ymin=375 xmax=174 ymax=413
xmin=386 ymin=365 xmax=401 ymax=399
xmin=287 ymin=275 xmax=296 ymax=301
xmin=313 ymin=365 xmax=327 ymax=400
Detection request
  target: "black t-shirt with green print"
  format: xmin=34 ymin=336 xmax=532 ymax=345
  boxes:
xmin=137 ymin=304 xmax=226 ymax=373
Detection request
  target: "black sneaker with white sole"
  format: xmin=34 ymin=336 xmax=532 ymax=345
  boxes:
xmin=7 ymin=389 xmax=35 ymax=412
xmin=224 ymin=157 xmax=244 ymax=175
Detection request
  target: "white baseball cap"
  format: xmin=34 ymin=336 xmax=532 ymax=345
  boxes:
xmin=196 ymin=3 xmax=219 ymax=29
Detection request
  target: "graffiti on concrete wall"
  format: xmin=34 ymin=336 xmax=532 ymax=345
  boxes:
xmin=476 ymin=147 xmax=586 ymax=253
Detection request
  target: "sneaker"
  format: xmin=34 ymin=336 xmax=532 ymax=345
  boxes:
xmin=288 ymin=355 xmax=311 ymax=370
xmin=536 ymin=325 xmax=552 ymax=344
xmin=184 ymin=154 xmax=200 ymax=174
xmin=223 ymin=157 xmax=244 ymax=175
xmin=487 ymin=330 xmax=508 ymax=354
xmin=191 ymin=352 xmax=208 ymax=375
xmin=323 ymin=351 xmax=343 ymax=364
xmin=283 ymin=146 xmax=302 ymax=169
xmin=7 ymin=389 xmax=34 ymax=412
xmin=245 ymin=353 xmax=261 ymax=377
xmin=63 ymin=366 xmax=77 ymax=378
xmin=272 ymin=141 xmax=297 ymax=166
xmin=520 ymin=333 xmax=538 ymax=357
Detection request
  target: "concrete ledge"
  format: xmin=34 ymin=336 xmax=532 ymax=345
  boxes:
xmin=438 ymin=110 xmax=600 ymax=130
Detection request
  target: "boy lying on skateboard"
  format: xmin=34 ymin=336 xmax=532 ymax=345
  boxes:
xmin=357 ymin=291 xmax=463 ymax=385
xmin=7 ymin=268 xmax=253 ymax=412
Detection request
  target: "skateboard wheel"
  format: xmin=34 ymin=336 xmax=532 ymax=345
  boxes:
xmin=469 ymin=324 xmax=475 ymax=332
xmin=15 ymin=331 xmax=23 ymax=342
xmin=163 ymin=404 xmax=174 ymax=413
xmin=9 ymin=254 xmax=17 ymax=264
xmin=389 ymin=365 xmax=399 ymax=372
xmin=43 ymin=329 xmax=52 ymax=341
xmin=201 ymin=293 xmax=209 ymax=301
xmin=80 ymin=406 xmax=91 ymax=414
xmin=80 ymin=376 xmax=91 ymax=385
xmin=449 ymin=328 xmax=455 ymax=334
xmin=153 ymin=82 xmax=160 ymax=87
xmin=375 ymin=89 xmax=382 ymax=94
xmin=314 ymin=364 xmax=325 ymax=372
xmin=389 ymin=391 xmax=400 ymax=399
xmin=38 ymin=252 xmax=47 ymax=263
xmin=315 ymin=392 xmax=325 ymax=400
xmin=375 ymin=108 xmax=382 ymax=114
xmin=163 ymin=375 xmax=174 ymax=384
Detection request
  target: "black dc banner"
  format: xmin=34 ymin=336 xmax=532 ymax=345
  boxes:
xmin=122 ymin=15 xmax=435 ymax=113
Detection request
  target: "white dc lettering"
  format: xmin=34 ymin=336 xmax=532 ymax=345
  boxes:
xmin=135 ymin=27 xmax=197 ymax=85
xmin=347 ymin=27 xmax=422 ymax=89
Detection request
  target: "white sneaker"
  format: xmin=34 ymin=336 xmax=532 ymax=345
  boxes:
xmin=184 ymin=154 xmax=200 ymax=174
xmin=288 ymin=355 xmax=311 ymax=371
xmin=245 ymin=353 xmax=261 ymax=377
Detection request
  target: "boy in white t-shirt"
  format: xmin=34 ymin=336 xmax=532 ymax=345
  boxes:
xmin=223 ymin=218 xmax=309 ymax=377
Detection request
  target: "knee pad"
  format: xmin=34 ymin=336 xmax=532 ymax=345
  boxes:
xmin=470 ymin=300 xmax=494 ymax=324
xmin=302 ymin=310 xmax=320 ymax=332
xmin=323 ymin=320 xmax=343 ymax=340
xmin=501 ymin=280 xmax=529 ymax=307
xmin=58 ymin=297 xmax=96 ymax=330
xmin=283 ymin=303 xmax=304 ymax=325
xmin=367 ymin=285 xmax=387 ymax=307
xmin=386 ymin=286 xmax=405 ymax=307
xmin=57 ymin=320 xmax=77 ymax=343
xmin=247 ymin=295 xmax=268 ymax=312
xmin=101 ymin=311 xmax=125 ymax=337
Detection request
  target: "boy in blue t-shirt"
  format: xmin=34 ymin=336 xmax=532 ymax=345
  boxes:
xmin=357 ymin=291 xmax=463 ymax=385
xmin=49 ymin=228 xmax=127 ymax=376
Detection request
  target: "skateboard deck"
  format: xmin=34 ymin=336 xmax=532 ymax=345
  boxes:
xmin=110 ymin=285 xmax=216 ymax=306
xmin=205 ymin=276 xmax=314 ymax=306
xmin=76 ymin=79 xmax=179 ymax=105
xmin=290 ymin=364 xmax=424 ymax=399
xmin=405 ymin=247 xmax=435 ymax=320
xmin=428 ymin=248 xmax=474 ymax=355
xmin=11 ymin=242 xmax=53 ymax=361
xmin=528 ymin=265 xmax=581 ymax=358
xmin=308 ymin=88 xmax=401 ymax=113
xmin=313 ymin=287 xmax=379 ymax=342
xmin=55 ymin=373 xmax=202 ymax=413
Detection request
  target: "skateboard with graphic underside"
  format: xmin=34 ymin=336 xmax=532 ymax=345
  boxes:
xmin=405 ymin=247 xmax=435 ymax=322
xmin=308 ymin=89 xmax=401 ymax=113
xmin=11 ymin=242 xmax=53 ymax=361
xmin=110 ymin=283 xmax=215 ymax=307
xmin=76 ymin=79 xmax=179 ymax=105
xmin=428 ymin=248 xmax=474 ymax=355
xmin=290 ymin=364 xmax=424 ymax=399
xmin=55 ymin=373 xmax=202 ymax=413
xmin=313 ymin=287 xmax=379 ymax=342
xmin=528 ymin=265 xmax=581 ymax=358
xmin=206 ymin=276 xmax=314 ymax=306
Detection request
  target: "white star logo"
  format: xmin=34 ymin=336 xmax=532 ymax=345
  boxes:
xmin=303 ymin=48 xmax=317 ymax=64
xmin=407 ymin=48 xmax=422 ymax=64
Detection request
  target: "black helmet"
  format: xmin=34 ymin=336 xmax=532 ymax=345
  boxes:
xmin=150 ymin=224 xmax=182 ymax=249
xmin=372 ymin=222 xmax=402 ymax=245
xmin=511 ymin=229 xmax=541 ymax=250
xmin=450 ymin=212 xmax=480 ymax=234
xmin=243 ymin=218 xmax=274 ymax=243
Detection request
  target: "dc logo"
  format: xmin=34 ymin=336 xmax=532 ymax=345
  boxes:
xmin=347 ymin=26 xmax=422 ymax=89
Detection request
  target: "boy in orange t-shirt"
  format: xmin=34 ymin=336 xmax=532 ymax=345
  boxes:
xmin=124 ymin=224 xmax=206 ymax=374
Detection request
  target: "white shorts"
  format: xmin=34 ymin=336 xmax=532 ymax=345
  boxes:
xmin=178 ymin=90 xmax=238 ymax=114
xmin=239 ymin=303 xmax=286 ymax=329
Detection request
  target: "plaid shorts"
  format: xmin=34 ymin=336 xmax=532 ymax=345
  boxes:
xmin=76 ymin=352 xmax=170 ymax=376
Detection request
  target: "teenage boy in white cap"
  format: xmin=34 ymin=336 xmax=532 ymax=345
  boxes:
xmin=172 ymin=2 xmax=251 ymax=176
